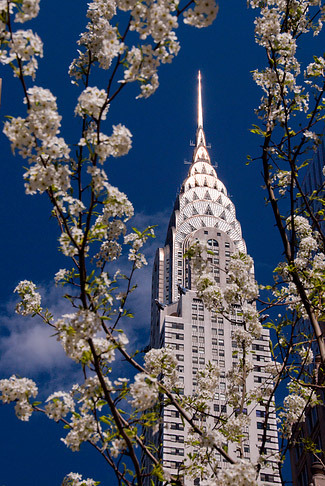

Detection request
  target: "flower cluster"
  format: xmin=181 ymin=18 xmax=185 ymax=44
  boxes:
xmin=0 ymin=375 xmax=38 ymax=421
xmin=222 ymin=414 xmax=250 ymax=442
xmin=305 ymin=55 xmax=325 ymax=91
xmin=144 ymin=347 xmax=178 ymax=389
xmin=69 ymin=0 xmax=124 ymax=78
xmin=275 ymin=215 xmax=325 ymax=319
xmin=183 ymin=0 xmax=218 ymax=28
xmin=89 ymin=183 xmax=134 ymax=266
xmin=56 ymin=310 xmax=102 ymax=361
xmin=271 ymin=170 xmax=294 ymax=196
xmin=79 ymin=123 xmax=132 ymax=164
xmin=14 ymin=279 xmax=42 ymax=315
xmin=72 ymin=376 xmax=112 ymax=413
xmin=75 ymin=87 xmax=109 ymax=120
xmin=279 ymin=381 xmax=319 ymax=438
xmin=124 ymin=227 xmax=154 ymax=269
xmin=110 ymin=438 xmax=127 ymax=458
xmin=3 ymin=87 xmax=70 ymax=196
xmin=199 ymin=425 xmax=223 ymax=449
xmin=224 ymin=254 xmax=259 ymax=310
xmin=62 ymin=472 xmax=98 ymax=486
xmin=196 ymin=362 xmax=220 ymax=399
xmin=45 ymin=392 xmax=75 ymax=422
xmin=62 ymin=412 xmax=101 ymax=451
xmin=70 ymin=0 xmax=218 ymax=98
xmin=250 ymin=0 xmax=325 ymax=128
xmin=13 ymin=0 xmax=40 ymax=23
xmin=94 ymin=124 xmax=133 ymax=162
xmin=216 ymin=459 xmax=258 ymax=486
xmin=297 ymin=345 xmax=314 ymax=365
xmin=0 ymin=28 xmax=43 ymax=79
xmin=129 ymin=373 xmax=158 ymax=411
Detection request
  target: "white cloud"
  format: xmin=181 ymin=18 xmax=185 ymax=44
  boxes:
xmin=0 ymin=284 xmax=80 ymax=394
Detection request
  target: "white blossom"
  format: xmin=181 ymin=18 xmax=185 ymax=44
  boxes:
xmin=14 ymin=0 xmax=40 ymax=23
xmin=75 ymin=87 xmax=109 ymax=120
xmin=95 ymin=124 xmax=132 ymax=163
xmin=144 ymin=347 xmax=178 ymax=389
xmin=62 ymin=412 xmax=101 ymax=450
xmin=14 ymin=279 xmax=42 ymax=315
xmin=222 ymin=414 xmax=250 ymax=441
xmin=62 ymin=472 xmax=98 ymax=486
xmin=110 ymin=438 xmax=127 ymax=458
xmin=56 ymin=310 xmax=102 ymax=361
xmin=200 ymin=425 xmax=223 ymax=448
xmin=129 ymin=373 xmax=158 ymax=411
xmin=183 ymin=0 xmax=218 ymax=28
xmin=0 ymin=375 xmax=38 ymax=421
xmin=297 ymin=346 xmax=314 ymax=365
xmin=216 ymin=459 xmax=258 ymax=486
xmin=45 ymin=392 xmax=75 ymax=422
xmin=59 ymin=226 xmax=85 ymax=257
xmin=1 ymin=29 xmax=43 ymax=79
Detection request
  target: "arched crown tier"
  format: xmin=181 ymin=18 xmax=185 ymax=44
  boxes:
xmin=161 ymin=72 xmax=247 ymax=302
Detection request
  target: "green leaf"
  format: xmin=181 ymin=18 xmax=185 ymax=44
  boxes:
xmin=99 ymin=416 xmax=111 ymax=425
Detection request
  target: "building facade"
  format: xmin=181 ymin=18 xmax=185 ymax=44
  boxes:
xmin=146 ymin=73 xmax=280 ymax=485
xmin=289 ymin=138 xmax=325 ymax=486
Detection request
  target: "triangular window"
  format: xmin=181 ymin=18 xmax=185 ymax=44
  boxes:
xmin=202 ymin=164 xmax=206 ymax=174
xmin=193 ymin=192 xmax=198 ymax=200
xmin=205 ymin=190 xmax=211 ymax=200
xmin=205 ymin=205 xmax=213 ymax=216
xmin=192 ymin=207 xmax=198 ymax=215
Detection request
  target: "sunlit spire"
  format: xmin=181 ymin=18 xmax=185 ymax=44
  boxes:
xmin=198 ymin=70 xmax=203 ymax=128
xmin=195 ymin=70 xmax=207 ymax=152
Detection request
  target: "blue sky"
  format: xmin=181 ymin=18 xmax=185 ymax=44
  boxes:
xmin=0 ymin=1 xmax=324 ymax=485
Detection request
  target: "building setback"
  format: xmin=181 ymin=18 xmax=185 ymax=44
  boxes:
xmin=145 ymin=73 xmax=280 ymax=485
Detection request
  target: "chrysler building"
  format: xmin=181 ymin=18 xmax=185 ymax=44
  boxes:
xmin=146 ymin=73 xmax=280 ymax=485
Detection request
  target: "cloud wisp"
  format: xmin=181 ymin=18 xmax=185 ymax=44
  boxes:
xmin=0 ymin=209 xmax=170 ymax=392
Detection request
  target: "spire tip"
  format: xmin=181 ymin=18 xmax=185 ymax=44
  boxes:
xmin=198 ymin=70 xmax=203 ymax=129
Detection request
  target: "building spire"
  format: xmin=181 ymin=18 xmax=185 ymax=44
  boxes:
xmin=195 ymin=70 xmax=206 ymax=149
xmin=198 ymin=70 xmax=203 ymax=128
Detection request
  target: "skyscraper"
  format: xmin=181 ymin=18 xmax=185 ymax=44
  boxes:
xmin=289 ymin=138 xmax=325 ymax=486
xmin=146 ymin=73 xmax=280 ymax=485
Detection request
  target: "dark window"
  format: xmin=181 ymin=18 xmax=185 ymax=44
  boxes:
xmin=207 ymin=239 xmax=219 ymax=247
xmin=260 ymin=473 xmax=276 ymax=483
xmin=256 ymin=410 xmax=266 ymax=418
